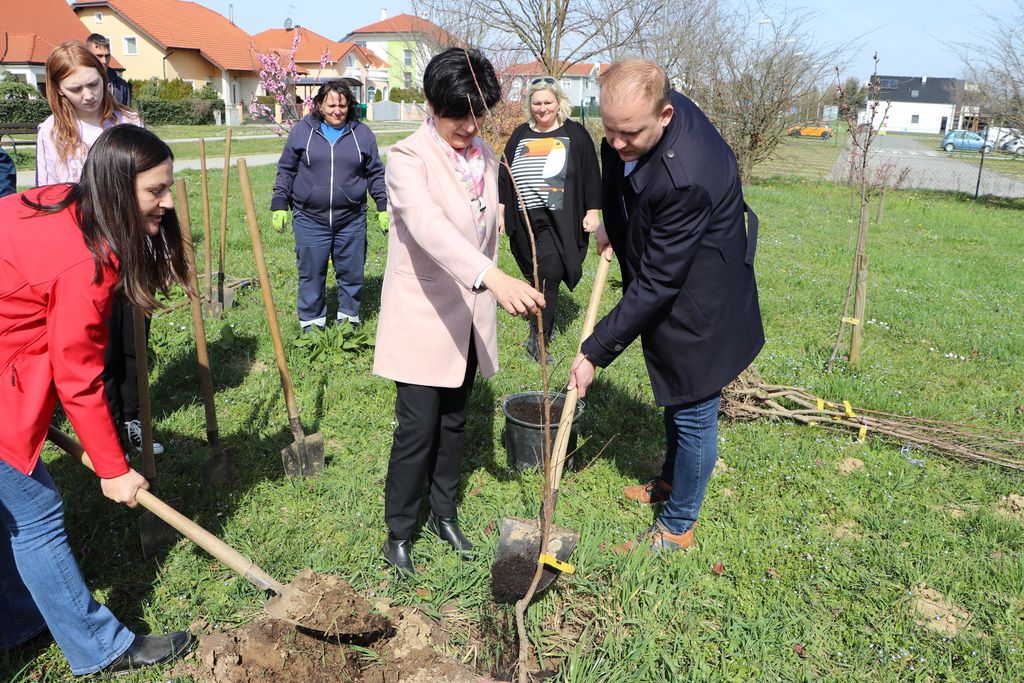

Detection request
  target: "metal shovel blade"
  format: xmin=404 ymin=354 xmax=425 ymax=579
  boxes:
xmin=491 ymin=516 xmax=579 ymax=603
xmin=281 ymin=431 xmax=325 ymax=478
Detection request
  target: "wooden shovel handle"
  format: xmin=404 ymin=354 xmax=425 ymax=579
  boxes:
xmin=174 ymin=179 xmax=219 ymax=439
xmin=47 ymin=426 xmax=285 ymax=595
xmin=218 ymin=128 xmax=232 ymax=278
xmin=199 ymin=139 xmax=213 ymax=302
xmin=237 ymin=159 xmax=301 ymax=423
xmin=549 ymin=254 xmax=611 ymax=492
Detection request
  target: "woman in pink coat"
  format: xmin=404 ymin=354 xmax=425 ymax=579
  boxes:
xmin=373 ymin=48 xmax=545 ymax=574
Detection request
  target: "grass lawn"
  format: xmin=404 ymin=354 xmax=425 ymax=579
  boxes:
xmin=752 ymin=135 xmax=844 ymax=180
xmin=2 ymin=170 xmax=1023 ymax=681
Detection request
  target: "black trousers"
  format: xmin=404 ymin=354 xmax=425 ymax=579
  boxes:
xmin=384 ymin=336 xmax=478 ymax=539
xmin=519 ymin=225 xmax=563 ymax=339
xmin=102 ymin=295 xmax=148 ymax=425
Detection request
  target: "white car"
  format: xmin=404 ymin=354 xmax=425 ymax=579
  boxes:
xmin=1000 ymin=137 xmax=1024 ymax=156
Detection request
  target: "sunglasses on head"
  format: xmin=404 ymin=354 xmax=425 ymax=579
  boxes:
xmin=530 ymin=77 xmax=556 ymax=85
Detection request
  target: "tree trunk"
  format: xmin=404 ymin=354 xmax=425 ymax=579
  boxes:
xmin=849 ymin=253 xmax=868 ymax=367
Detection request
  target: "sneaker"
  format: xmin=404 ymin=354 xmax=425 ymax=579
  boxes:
xmin=337 ymin=314 xmax=361 ymax=329
xmin=124 ymin=419 xmax=165 ymax=456
xmin=622 ymin=478 xmax=672 ymax=504
xmin=615 ymin=521 xmax=697 ymax=554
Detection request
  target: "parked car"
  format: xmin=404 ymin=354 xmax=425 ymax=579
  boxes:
xmin=786 ymin=121 xmax=833 ymax=139
xmin=1000 ymin=136 xmax=1024 ymax=156
xmin=940 ymin=130 xmax=993 ymax=153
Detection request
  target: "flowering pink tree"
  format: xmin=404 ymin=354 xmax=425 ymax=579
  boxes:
xmin=249 ymin=31 xmax=332 ymax=134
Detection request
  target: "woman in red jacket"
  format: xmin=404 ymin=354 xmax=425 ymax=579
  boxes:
xmin=0 ymin=125 xmax=193 ymax=675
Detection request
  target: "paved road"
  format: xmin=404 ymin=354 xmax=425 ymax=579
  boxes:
xmin=828 ymin=134 xmax=1024 ymax=198
xmin=16 ymin=145 xmax=395 ymax=187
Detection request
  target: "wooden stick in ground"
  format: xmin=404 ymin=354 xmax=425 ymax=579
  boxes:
xmin=849 ymin=253 xmax=868 ymax=366
xmin=132 ymin=306 xmax=156 ymax=481
xmin=199 ymin=139 xmax=213 ymax=304
xmin=217 ymin=128 xmax=232 ymax=304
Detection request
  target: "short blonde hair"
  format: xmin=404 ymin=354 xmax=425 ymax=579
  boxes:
xmin=599 ymin=58 xmax=671 ymax=113
xmin=524 ymin=77 xmax=573 ymax=126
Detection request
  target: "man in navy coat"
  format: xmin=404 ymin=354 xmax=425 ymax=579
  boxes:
xmin=569 ymin=58 xmax=764 ymax=552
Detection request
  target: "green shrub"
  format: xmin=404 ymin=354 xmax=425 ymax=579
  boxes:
xmin=387 ymin=87 xmax=424 ymax=102
xmin=0 ymin=73 xmax=40 ymax=100
xmin=373 ymin=89 xmax=383 ymax=102
xmin=136 ymin=97 xmax=225 ymax=125
xmin=128 ymin=77 xmax=201 ymax=101
xmin=196 ymin=84 xmax=220 ymax=101
xmin=0 ymin=98 xmax=51 ymax=123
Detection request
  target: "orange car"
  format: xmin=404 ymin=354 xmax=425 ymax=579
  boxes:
xmin=786 ymin=121 xmax=833 ymax=139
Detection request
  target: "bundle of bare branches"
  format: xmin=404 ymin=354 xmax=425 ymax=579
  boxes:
xmin=721 ymin=366 xmax=1024 ymax=471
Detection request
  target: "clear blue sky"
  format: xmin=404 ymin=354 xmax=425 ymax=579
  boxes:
xmin=193 ymin=0 xmax=1014 ymax=82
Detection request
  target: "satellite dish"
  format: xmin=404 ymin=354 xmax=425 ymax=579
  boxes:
xmin=284 ymin=18 xmax=293 ymax=30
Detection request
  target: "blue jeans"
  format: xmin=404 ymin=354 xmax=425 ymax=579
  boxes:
xmin=293 ymin=210 xmax=367 ymax=328
xmin=0 ymin=459 xmax=133 ymax=675
xmin=658 ymin=392 xmax=721 ymax=535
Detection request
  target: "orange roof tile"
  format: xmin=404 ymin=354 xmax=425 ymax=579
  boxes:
xmin=72 ymin=0 xmax=257 ymax=72
xmin=507 ymin=60 xmax=605 ymax=78
xmin=1 ymin=0 xmax=93 ymax=64
xmin=346 ymin=13 xmax=447 ymax=42
xmin=252 ymin=27 xmax=350 ymax=65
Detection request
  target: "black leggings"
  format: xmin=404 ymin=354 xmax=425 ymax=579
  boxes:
xmin=521 ymin=226 xmax=562 ymax=339
xmin=102 ymin=295 xmax=148 ymax=425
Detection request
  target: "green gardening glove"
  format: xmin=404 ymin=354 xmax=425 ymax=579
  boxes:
xmin=271 ymin=209 xmax=291 ymax=233
xmin=377 ymin=210 xmax=389 ymax=234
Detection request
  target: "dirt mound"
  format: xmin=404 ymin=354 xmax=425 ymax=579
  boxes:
xmin=996 ymin=494 xmax=1024 ymax=523
xmin=172 ymin=602 xmax=501 ymax=682
xmin=910 ymin=582 xmax=972 ymax=636
xmin=265 ymin=568 xmax=389 ymax=636
xmin=836 ymin=457 xmax=865 ymax=475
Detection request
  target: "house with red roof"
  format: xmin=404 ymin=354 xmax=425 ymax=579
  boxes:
xmin=0 ymin=0 xmax=112 ymax=90
xmin=251 ymin=26 xmax=389 ymax=104
xmin=71 ymin=0 xmax=259 ymax=106
xmin=340 ymin=11 xmax=448 ymax=96
xmin=507 ymin=61 xmax=607 ymax=107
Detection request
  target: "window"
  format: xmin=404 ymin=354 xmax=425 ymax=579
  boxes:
xmin=879 ymin=77 xmax=898 ymax=89
xmin=94 ymin=11 xmax=103 ymax=23
xmin=911 ymin=114 xmax=920 ymax=124
xmin=404 ymin=50 xmax=412 ymax=67
xmin=346 ymin=55 xmax=355 ymax=68
xmin=403 ymin=71 xmax=412 ymax=88
xmin=123 ymin=36 xmax=138 ymax=56
xmin=911 ymin=89 xmax=919 ymax=98
xmin=561 ymin=79 xmax=571 ymax=90
xmin=367 ymin=85 xmax=377 ymax=100
xmin=356 ymin=41 xmax=366 ymax=48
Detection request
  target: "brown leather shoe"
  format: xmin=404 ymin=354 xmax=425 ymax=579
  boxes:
xmin=615 ymin=521 xmax=697 ymax=554
xmin=622 ymin=478 xmax=672 ymax=504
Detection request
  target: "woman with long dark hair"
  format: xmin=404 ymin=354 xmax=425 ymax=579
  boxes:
xmin=271 ymin=79 xmax=387 ymax=331
xmin=374 ymin=48 xmax=544 ymax=573
xmin=1 ymin=125 xmax=193 ymax=675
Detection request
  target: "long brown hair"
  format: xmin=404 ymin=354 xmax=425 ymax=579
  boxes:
xmin=22 ymin=125 xmax=189 ymax=313
xmin=44 ymin=41 xmax=130 ymax=172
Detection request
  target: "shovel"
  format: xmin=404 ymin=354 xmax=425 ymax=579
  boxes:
xmin=174 ymin=178 xmax=235 ymax=487
xmin=198 ymin=139 xmax=223 ymax=318
xmin=215 ymin=128 xmax=234 ymax=312
xmin=238 ymin=158 xmax=325 ymax=478
xmin=46 ymin=427 xmax=385 ymax=637
xmin=492 ymin=253 xmax=610 ymax=602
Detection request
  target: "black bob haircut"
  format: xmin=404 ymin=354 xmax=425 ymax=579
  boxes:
xmin=423 ymin=47 xmax=501 ymax=119
xmin=311 ymin=80 xmax=359 ymax=125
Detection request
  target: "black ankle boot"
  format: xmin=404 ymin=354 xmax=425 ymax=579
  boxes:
xmin=524 ymin=330 xmax=553 ymax=365
xmin=384 ymin=533 xmax=415 ymax=574
xmin=427 ymin=513 xmax=474 ymax=561
xmin=103 ymin=631 xmax=195 ymax=674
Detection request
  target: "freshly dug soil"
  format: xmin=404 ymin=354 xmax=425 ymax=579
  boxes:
xmin=507 ymin=398 xmax=566 ymax=425
xmin=172 ymin=601 xmax=505 ymax=682
xmin=265 ymin=568 xmax=388 ymax=636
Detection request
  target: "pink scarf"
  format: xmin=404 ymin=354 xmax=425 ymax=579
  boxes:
xmin=426 ymin=116 xmax=487 ymax=242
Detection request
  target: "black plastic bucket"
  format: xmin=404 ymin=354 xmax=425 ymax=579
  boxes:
xmin=502 ymin=391 xmax=584 ymax=472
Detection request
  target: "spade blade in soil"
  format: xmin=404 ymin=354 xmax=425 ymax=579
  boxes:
xmin=281 ymin=431 xmax=324 ymax=477
xmin=264 ymin=568 xmax=390 ymax=637
xmin=492 ymin=516 xmax=579 ymax=603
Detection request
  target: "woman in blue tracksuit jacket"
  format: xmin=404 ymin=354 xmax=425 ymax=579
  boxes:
xmin=271 ymin=80 xmax=387 ymax=331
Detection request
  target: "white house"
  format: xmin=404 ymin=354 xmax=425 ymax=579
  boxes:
xmin=863 ymin=75 xmax=970 ymax=134
xmin=508 ymin=61 xmax=606 ymax=108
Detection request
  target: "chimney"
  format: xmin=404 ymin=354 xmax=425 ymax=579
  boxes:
xmin=922 ymin=76 xmax=928 ymax=84
xmin=380 ymin=8 xmax=388 ymax=20
xmin=228 ymin=3 xmax=234 ymax=24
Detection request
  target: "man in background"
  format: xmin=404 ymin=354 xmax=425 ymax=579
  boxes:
xmin=86 ymin=34 xmax=131 ymax=107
